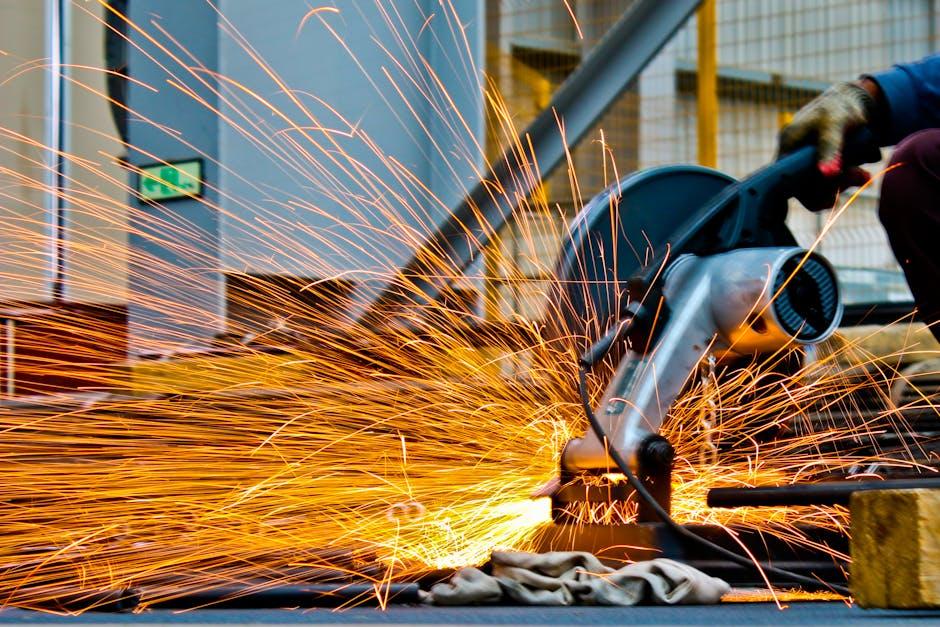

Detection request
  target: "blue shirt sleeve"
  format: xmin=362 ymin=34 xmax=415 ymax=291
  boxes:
xmin=868 ymin=53 xmax=940 ymax=145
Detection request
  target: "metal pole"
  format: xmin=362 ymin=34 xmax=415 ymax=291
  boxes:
xmin=353 ymin=0 xmax=703 ymax=326
xmin=45 ymin=0 xmax=69 ymax=303
xmin=707 ymin=477 xmax=940 ymax=508
xmin=4 ymin=318 xmax=14 ymax=398
xmin=482 ymin=243 xmax=501 ymax=322
xmin=930 ymin=0 xmax=939 ymax=51
xmin=145 ymin=583 xmax=421 ymax=609
xmin=696 ymin=0 xmax=717 ymax=168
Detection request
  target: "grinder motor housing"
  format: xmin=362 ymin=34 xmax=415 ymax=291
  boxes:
xmin=561 ymin=246 xmax=843 ymax=474
xmin=545 ymin=130 xmax=879 ymax=522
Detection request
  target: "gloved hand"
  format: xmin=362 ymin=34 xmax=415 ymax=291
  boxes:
xmin=778 ymin=80 xmax=882 ymax=210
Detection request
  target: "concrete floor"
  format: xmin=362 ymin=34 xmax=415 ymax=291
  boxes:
xmin=0 ymin=603 xmax=938 ymax=625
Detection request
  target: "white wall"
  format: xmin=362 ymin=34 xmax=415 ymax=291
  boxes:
xmin=65 ymin=1 xmax=129 ymax=304
xmin=0 ymin=1 xmax=128 ymax=305
xmin=0 ymin=2 xmax=51 ymax=302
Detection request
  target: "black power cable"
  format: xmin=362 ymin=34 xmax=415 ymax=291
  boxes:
xmin=575 ymin=362 xmax=851 ymax=596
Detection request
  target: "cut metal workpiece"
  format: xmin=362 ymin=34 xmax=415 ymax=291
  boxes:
xmin=707 ymin=477 xmax=940 ymax=508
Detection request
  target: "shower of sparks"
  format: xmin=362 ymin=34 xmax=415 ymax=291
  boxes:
xmin=0 ymin=0 xmax=935 ymax=613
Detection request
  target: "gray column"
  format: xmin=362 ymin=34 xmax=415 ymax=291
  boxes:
xmin=126 ymin=1 xmax=222 ymax=354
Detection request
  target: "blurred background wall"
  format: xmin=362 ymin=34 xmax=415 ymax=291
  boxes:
xmin=0 ymin=0 xmax=934 ymax=354
xmin=0 ymin=1 xmax=127 ymax=305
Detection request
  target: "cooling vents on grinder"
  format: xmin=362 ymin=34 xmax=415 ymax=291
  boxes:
xmin=772 ymin=252 xmax=840 ymax=342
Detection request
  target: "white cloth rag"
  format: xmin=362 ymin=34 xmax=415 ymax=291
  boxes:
xmin=425 ymin=551 xmax=730 ymax=606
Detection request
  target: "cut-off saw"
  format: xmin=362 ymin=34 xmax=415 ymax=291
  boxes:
xmin=536 ymin=131 xmax=882 ymax=588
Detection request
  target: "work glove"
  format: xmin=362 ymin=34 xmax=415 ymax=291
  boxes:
xmin=778 ymin=81 xmax=882 ymax=210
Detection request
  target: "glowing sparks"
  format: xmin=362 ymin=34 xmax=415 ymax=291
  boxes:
xmin=295 ymin=6 xmax=341 ymax=40
xmin=0 ymin=0 xmax=933 ymax=613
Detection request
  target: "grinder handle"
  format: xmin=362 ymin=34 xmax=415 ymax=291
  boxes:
xmin=763 ymin=126 xmax=882 ymax=203
xmin=628 ymin=126 xmax=881 ymax=294
xmin=725 ymin=126 xmax=882 ymax=237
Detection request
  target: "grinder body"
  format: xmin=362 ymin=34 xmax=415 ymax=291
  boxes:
xmin=561 ymin=247 xmax=842 ymax=473
xmin=546 ymin=129 xmax=879 ymax=514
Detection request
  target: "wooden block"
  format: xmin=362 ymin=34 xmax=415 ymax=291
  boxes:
xmin=851 ymin=488 xmax=940 ymax=608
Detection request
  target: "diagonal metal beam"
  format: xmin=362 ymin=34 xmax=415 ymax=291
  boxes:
xmin=353 ymin=0 xmax=702 ymax=325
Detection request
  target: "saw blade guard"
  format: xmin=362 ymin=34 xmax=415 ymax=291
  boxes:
xmin=561 ymin=246 xmax=842 ymax=473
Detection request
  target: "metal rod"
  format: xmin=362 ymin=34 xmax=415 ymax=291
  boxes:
xmin=707 ymin=477 xmax=940 ymax=508
xmin=14 ymin=583 xmax=420 ymax=612
xmin=19 ymin=587 xmax=140 ymax=613
xmin=45 ymin=0 xmax=69 ymax=303
xmin=351 ymin=0 xmax=703 ymax=326
xmin=841 ymin=300 xmax=917 ymax=326
xmin=5 ymin=318 xmax=14 ymax=398
xmin=145 ymin=583 xmax=421 ymax=609
xmin=696 ymin=0 xmax=718 ymax=168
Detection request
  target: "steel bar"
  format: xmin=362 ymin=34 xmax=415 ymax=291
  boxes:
xmin=44 ymin=0 xmax=70 ymax=303
xmin=696 ymin=0 xmax=718 ymax=167
xmin=841 ymin=300 xmax=917 ymax=326
xmin=14 ymin=583 xmax=419 ymax=612
xmin=145 ymin=583 xmax=420 ymax=609
xmin=353 ymin=0 xmax=703 ymax=325
xmin=19 ymin=587 xmax=140 ymax=613
xmin=707 ymin=477 xmax=940 ymax=508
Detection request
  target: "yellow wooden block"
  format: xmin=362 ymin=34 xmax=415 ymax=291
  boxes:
xmin=850 ymin=488 xmax=940 ymax=608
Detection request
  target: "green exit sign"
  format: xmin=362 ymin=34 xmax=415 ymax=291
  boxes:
xmin=138 ymin=159 xmax=203 ymax=201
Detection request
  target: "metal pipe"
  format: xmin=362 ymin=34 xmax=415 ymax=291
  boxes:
xmin=707 ymin=477 xmax=940 ymax=508
xmin=44 ymin=0 xmax=70 ymax=303
xmin=145 ymin=583 xmax=421 ymax=609
xmin=16 ymin=583 xmax=420 ymax=612
xmin=21 ymin=587 xmax=140 ymax=613
xmin=842 ymin=300 xmax=917 ymax=326
xmin=696 ymin=0 xmax=718 ymax=168
xmin=352 ymin=0 xmax=703 ymax=326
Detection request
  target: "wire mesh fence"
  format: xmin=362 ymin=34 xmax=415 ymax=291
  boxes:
xmin=485 ymin=0 xmax=934 ymax=317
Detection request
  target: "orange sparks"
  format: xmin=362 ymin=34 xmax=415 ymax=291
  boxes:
xmin=0 ymin=0 xmax=933 ymax=613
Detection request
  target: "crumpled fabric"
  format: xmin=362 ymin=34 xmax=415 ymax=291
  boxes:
xmin=425 ymin=551 xmax=730 ymax=606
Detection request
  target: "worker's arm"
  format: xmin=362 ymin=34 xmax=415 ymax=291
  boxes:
xmin=779 ymin=53 xmax=940 ymax=176
xmin=867 ymin=53 xmax=940 ymax=145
